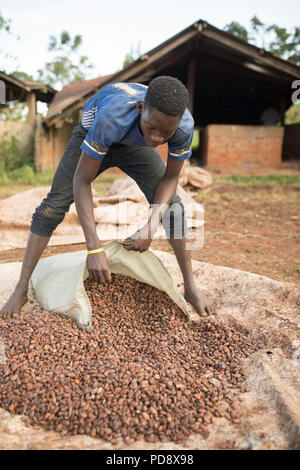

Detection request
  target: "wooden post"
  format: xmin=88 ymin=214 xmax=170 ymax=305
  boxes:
xmin=72 ymin=108 xmax=80 ymax=125
xmin=278 ymin=98 xmax=286 ymax=126
xmin=26 ymin=91 xmax=36 ymax=124
xmin=187 ymin=58 xmax=197 ymax=114
xmin=34 ymin=115 xmax=42 ymax=172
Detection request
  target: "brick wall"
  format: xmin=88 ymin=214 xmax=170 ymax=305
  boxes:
xmin=203 ymin=125 xmax=284 ymax=169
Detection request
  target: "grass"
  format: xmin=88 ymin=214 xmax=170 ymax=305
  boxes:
xmin=192 ymin=129 xmax=199 ymax=150
xmin=0 ymin=167 xmax=55 ymax=197
xmin=197 ymin=182 xmax=300 ymax=206
xmin=214 ymin=174 xmax=300 ymax=186
xmin=0 ymin=166 xmax=55 ymax=186
xmin=0 ymin=167 xmax=299 ymax=200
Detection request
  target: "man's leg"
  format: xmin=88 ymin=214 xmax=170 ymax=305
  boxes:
xmin=112 ymin=145 xmax=212 ymax=316
xmin=0 ymin=124 xmax=89 ymax=317
xmin=167 ymin=238 xmax=212 ymax=316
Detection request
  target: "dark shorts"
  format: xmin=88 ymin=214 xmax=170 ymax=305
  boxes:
xmin=31 ymin=123 xmax=188 ymax=239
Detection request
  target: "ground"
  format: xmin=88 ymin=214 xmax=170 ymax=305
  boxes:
xmin=0 ymin=161 xmax=299 ymax=284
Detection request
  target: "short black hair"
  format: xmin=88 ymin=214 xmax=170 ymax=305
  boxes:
xmin=144 ymin=76 xmax=188 ymax=117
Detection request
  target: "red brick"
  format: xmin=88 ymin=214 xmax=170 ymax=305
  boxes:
xmin=203 ymin=125 xmax=283 ymax=169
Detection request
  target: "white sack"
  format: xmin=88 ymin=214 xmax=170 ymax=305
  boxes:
xmin=31 ymin=240 xmax=190 ymax=330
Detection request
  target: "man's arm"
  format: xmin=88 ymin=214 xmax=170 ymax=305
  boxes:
xmin=73 ymin=152 xmax=111 ymax=283
xmin=146 ymin=159 xmax=185 ymax=238
xmin=123 ymin=159 xmax=184 ymax=250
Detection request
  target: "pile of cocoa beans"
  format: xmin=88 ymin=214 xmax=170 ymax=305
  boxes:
xmin=0 ymin=273 xmax=257 ymax=444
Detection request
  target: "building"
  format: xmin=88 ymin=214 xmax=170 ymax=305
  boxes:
xmin=0 ymin=71 xmax=55 ymax=162
xmin=3 ymin=19 xmax=300 ymax=171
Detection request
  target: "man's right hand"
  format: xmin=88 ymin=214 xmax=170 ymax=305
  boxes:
xmin=86 ymin=251 xmax=112 ymax=283
xmin=0 ymin=284 xmax=28 ymax=318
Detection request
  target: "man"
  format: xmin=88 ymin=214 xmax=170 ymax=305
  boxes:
xmin=1 ymin=76 xmax=213 ymax=317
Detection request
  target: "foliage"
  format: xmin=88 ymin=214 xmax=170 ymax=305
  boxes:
xmin=285 ymin=102 xmax=300 ymax=124
xmin=0 ymin=11 xmax=11 ymax=32
xmin=0 ymin=102 xmax=29 ymax=122
xmin=0 ymin=132 xmax=53 ymax=188
xmin=224 ymin=21 xmax=249 ymax=42
xmin=192 ymin=128 xmax=200 ymax=150
xmin=37 ymin=31 xmax=94 ymax=90
xmin=0 ymin=133 xmax=34 ymax=172
xmin=11 ymin=71 xmax=35 ymax=82
xmin=0 ymin=11 xmax=15 ymax=67
xmin=0 ymin=167 xmax=54 ymax=187
xmin=214 ymin=173 xmax=300 ymax=186
xmin=123 ymin=41 xmax=142 ymax=69
xmin=224 ymin=16 xmax=300 ymax=64
xmin=0 ymin=11 xmax=21 ymax=68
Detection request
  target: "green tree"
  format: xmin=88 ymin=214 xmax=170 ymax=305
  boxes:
xmin=223 ymin=21 xmax=249 ymax=42
xmin=0 ymin=102 xmax=28 ymax=122
xmin=123 ymin=41 xmax=142 ymax=69
xmin=0 ymin=11 xmax=11 ymax=32
xmin=224 ymin=16 xmax=300 ymax=64
xmin=0 ymin=11 xmax=17 ymax=68
xmin=37 ymin=31 xmax=94 ymax=90
xmin=11 ymin=71 xmax=35 ymax=82
xmin=285 ymin=102 xmax=300 ymax=124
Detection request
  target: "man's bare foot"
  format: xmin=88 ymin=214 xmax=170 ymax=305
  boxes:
xmin=0 ymin=286 xmax=28 ymax=318
xmin=184 ymin=287 xmax=214 ymax=317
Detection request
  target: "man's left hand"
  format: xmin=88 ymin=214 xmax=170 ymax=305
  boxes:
xmin=121 ymin=229 xmax=152 ymax=252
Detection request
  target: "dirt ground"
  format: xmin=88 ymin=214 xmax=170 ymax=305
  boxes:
xmin=0 ymin=162 xmax=299 ymax=284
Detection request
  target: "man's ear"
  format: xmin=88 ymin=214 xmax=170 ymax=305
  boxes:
xmin=136 ymin=101 xmax=144 ymax=115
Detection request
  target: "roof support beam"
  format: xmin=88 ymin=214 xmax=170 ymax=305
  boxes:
xmin=202 ymin=28 xmax=300 ymax=78
xmin=26 ymin=92 xmax=37 ymax=124
xmin=102 ymin=29 xmax=197 ymax=83
xmin=187 ymin=58 xmax=197 ymax=114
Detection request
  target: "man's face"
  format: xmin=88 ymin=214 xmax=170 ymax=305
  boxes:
xmin=137 ymin=102 xmax=181 ymax=147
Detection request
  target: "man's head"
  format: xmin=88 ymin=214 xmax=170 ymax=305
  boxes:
xmin=137 ymin=76 xmax=189 ymax=147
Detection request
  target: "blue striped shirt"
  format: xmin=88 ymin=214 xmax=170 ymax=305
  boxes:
xmin=80 ymin=82 xmax=194 ymax=161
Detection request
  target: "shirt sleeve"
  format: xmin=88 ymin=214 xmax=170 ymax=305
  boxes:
xmin=80 ymin=107 xmax=115 ymax=160
xmin=80 ymin=97 xmax=135 ymax=160
xmin=167 ymin=111 xmax=194 ymax=161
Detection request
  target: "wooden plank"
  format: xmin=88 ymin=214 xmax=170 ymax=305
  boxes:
xmin=202 ymin=27 xmax=300 ymax=78
xmin=26 ymin=92 xmax=36 ymax=124
xmin=45 ymin=33 xmax=197 ymax=127
xmin=187 ymin=58 xmax=197 ymax=113
xmin=197 ymin=41 xmax=292 ymax=83
xmin=102 ymin=31 xmax=197 ymax=84
xmin=0 ymin=71 xmax=31 ymax=92
xmin=194 ymin=58 xmax=291 ymax=93
xmin=147 ymin=44 xmax=193 ymax=76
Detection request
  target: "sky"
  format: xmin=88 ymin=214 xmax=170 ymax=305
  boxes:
xmin=1 ymin=0 xmax=300 ymax=89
